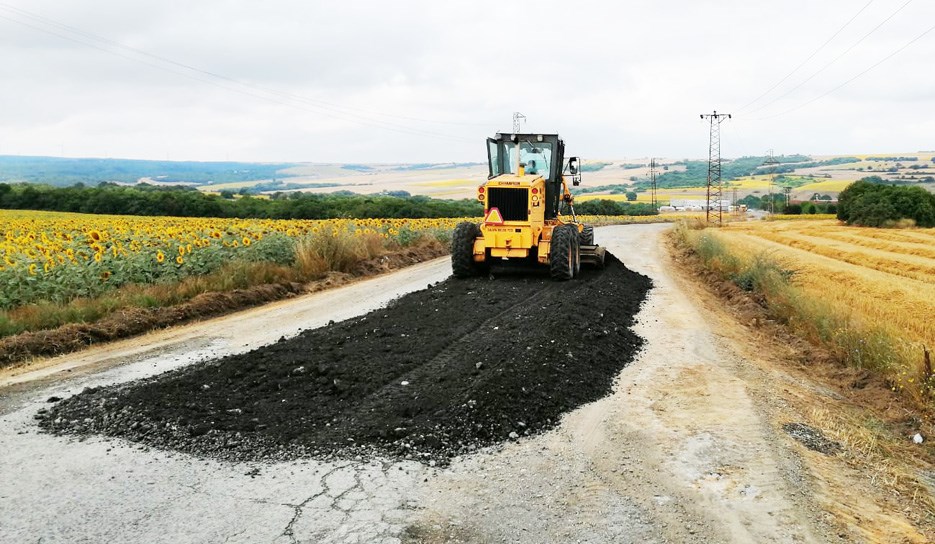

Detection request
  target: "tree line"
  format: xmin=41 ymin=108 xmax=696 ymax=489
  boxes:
xmin=0 ymin=182 xmax=661 ymax=220
xmin=0 ymin=183 xmax=483 ymax=219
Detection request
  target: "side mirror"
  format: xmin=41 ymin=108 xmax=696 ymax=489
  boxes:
xmin=568 ymin=156 xmax=579 ymax=175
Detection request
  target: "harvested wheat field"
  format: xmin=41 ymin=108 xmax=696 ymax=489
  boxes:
xmin=720 ymin=219 xmax=935 ymax=386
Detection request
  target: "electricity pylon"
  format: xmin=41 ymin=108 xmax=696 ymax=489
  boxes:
xmin=512 ymin=112 xmax=526 ymax=133
xmin=701 ymin=111 xmax=731 ymax=224
xmin=762 ymin=150 xmax=780 ymax=216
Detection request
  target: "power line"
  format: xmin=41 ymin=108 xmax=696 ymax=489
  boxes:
xmin=755 ymin=21 xmax=935 ymax=120
xmin=0 ymin=3 xmax=492 ymax=128
xmin=0 ymin=5 xmax=485 ymax=142
xmin=649 ymin=158 xmax=657 ymax=212
xmin=737 ymin=0 xmax=875 ymax=114
xmin=745 ymin=0 xmax=913 ymax=116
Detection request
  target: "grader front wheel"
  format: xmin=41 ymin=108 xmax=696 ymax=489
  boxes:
xmin=549 ymin=225 xmax=577 ymax=281
xmin=451 ymin=222 xmax=483 ymax=278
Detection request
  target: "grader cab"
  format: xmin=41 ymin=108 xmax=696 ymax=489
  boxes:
xmin=451 ymin=132 xmax=605 ymax=280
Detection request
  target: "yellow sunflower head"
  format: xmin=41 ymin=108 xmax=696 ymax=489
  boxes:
xmin=156 ymin=250 xmax=165 ymax=263
xmin=176 ymin=255 xmax=184 ymax=265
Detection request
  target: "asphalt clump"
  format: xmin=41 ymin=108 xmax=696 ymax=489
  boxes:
xmin=783 ymin=422 xmax=843 ymax=455
xmin=39 ymin=253 xmax=652 ymax=466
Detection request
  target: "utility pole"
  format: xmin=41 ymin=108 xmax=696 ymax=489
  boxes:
xmin=783 ymin=186 xmax=793 ymax=210
xmin=512 ymin=112 xmax=526 ymax=133
xmin=700 ymin=111 xmax=731 ymax=224
xmin=763 ymin=149 xmax=780 ymax=217
xmin=732 ymin=186 xmax=739 ymax=217
xmin=650 ymin=158 xmax=657 ymax=212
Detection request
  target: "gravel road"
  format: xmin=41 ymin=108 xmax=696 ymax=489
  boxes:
xmin=0 ymin=223 xmax=834 ymax=543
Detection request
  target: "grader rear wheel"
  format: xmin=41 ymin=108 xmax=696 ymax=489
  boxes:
xmin=579 ymin=226 xmax=594 ymax=246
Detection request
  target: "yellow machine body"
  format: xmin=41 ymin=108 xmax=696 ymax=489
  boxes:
xmin=472 ymin=173 xmax=580 ymax=265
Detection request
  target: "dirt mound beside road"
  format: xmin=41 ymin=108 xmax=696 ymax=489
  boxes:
xmin=39 ymin=254 xmax=652 ymax=466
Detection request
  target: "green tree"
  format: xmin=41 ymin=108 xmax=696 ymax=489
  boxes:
xmin=838 ymin=178 xmax=935 ymax=227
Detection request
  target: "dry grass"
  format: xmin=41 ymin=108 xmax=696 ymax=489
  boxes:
xmin=808 ymin=406 xmax=935 ymax=519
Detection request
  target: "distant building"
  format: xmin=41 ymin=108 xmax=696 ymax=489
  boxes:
xmin=670 ymin=199 xmax=731 ymax=210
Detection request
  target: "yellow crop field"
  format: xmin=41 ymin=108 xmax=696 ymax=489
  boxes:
xmin=717 ymin=219 xmax=935 ymax=386
xmin=0 ymin=210 xmax=463 ymax=310
xmin=768 ymin=214 xmax=838 ymax=221
xmin=579 ymin=213 xmax=705 ymax=225
xmin=725 ymin=175 xmax=772 ymax=189
xmin=796 ymin=179 xmax=855 ymax=193
xmin=0 ymin=210 xmax=674 ymax=314
xmin=577 ymin=193 xmax=663 ymax=203
xmin=417 ymin=179 xmax=477 ymax=188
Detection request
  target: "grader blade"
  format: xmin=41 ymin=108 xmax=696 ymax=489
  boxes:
xmin=579 ymin=245 xmax=606 ymax=268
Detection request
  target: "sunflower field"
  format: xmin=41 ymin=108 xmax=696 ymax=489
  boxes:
xmin=0 ymin=210 xmax=462 ymax=311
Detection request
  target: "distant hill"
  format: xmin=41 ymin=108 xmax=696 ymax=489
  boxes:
xmin=0 ymin=155 xmax=298 ymax=187
xmin=0 ymin=156 xmax=487 ymax=193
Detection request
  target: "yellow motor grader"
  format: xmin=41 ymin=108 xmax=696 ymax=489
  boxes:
xmin=452 ymin=132 xmax=605 ymax=280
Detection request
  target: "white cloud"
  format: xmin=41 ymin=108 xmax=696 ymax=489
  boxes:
xmin=0 ymin=0 xmax=933 ymax=162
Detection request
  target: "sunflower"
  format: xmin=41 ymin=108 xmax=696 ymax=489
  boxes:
xmin=156 ymin=250 xmax=165 ymax=263
xmin=242 ymin=237 xmax=251 ymax=246
xmin=88 ymin=230 xmax=102 ymax=242
xmin=176 ymin=255 xmax=184 ymax=265
xmin=28 ymin=263 xmax=37 ymax=275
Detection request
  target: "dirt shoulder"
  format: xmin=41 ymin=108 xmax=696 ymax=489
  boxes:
xmin=665 ymin=230 xmax=935 ymax=542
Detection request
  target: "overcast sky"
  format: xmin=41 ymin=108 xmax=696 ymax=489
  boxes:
xmin=1 ymin=0 xmax=933 ymax=163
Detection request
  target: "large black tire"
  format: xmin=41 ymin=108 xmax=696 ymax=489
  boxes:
xmin=451 ymin=222 xmax=482 ymax=278
xmin=579 ymin=225 xmax=594 ymax=246
xmin=572 ymin=228 xmax=581 ymax=277
xmin=549 ymin=225 xmax=574 ymax=281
